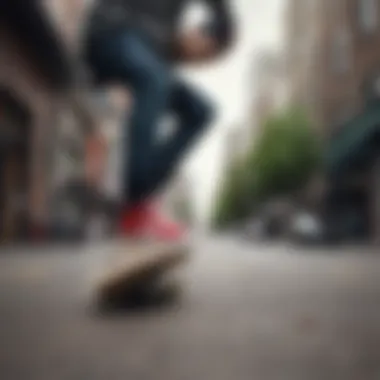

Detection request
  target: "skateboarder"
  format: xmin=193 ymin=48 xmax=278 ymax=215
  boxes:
xmin=84 ymin=0 xmax=235 ymax=241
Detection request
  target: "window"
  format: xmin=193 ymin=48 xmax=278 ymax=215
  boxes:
xmin=358 ymin=0 xmax=378 ymax=33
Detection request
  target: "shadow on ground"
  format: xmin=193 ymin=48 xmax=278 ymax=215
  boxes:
xmin=91 ymin=280 xmax=183 ymax=316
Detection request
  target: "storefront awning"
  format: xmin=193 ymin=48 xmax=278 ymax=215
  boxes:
xmin=326 ymin=103 xmax=380 ymax=175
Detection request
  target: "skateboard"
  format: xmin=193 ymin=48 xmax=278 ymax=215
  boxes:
xmin=93 ymin=241 xmax=189 ymax=309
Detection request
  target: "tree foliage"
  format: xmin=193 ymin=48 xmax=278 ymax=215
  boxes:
xmin=212 ymin=107 xmax=322 ymax=228
xmin=249 ymin=107 xmax=321 ymax=196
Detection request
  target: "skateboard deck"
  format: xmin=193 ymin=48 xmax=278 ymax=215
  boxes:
xmin=94 ymin=241 xmax=189 ymax=308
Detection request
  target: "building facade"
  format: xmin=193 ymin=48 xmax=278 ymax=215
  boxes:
xmin=0 ymin=1 xmax=97 ymax=242
xmin=286 ymin=0 xmax=380 ymax=145
xmin=0 ymin=2 xmax=75 ymax=242
xmin=285 ymin=0 xmax=380 ymax=243
xmin=285 ymin=0 xmax=323 ymax=126
xmin=250 ymin=50 xmax=288 ymax=137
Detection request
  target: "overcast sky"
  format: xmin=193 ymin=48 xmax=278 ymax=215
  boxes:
xmin=179 ymin=0 xmax=285 ymax=223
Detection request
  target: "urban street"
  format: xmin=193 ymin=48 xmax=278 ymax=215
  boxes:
xmin=2 ymin=1 xmax=380 ymax=379
xmin=1 ymin=237 xmax=380 ymax=380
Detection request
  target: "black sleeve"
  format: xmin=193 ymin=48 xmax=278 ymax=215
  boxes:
xmin=203 ymin=0 xmax=235 ymax=50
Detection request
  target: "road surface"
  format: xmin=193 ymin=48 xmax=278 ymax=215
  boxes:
xmin=0 ymin=238 xmax=380 ymax=380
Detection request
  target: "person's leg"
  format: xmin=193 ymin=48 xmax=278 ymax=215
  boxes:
xmin=86 ymin=29 xmax=172 ymax=204
xmin=86 ymin=32 xmax=213 ymax=240
xmin=137 ymin=80 xmax=215 ymax=201
xmin=121 ymin=80 xmax=214 ymax=240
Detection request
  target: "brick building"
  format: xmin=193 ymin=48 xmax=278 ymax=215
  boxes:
xmin=285 ymin=0 xmax=380 ymax=242
xmin=47 ymin=0 xmax=132 ymax=237
xmin=285 ymin=0 xmax=323 ymax=125
xmin=251 ymin=50 xmax=287 ymax=136
xmin=0 ymin=1 xmax=71 ymax=241
xmin=0 ymin=1 xmax=96 ymax=242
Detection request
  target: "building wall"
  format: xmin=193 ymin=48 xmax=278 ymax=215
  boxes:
xmin=285 ymin=0 xmax=380 ymax=242
xmin=43 ymin=0 xmax=92 ymax=53
xmin=0 ymin=5 xmax=93 ymax=239
xmin=285 ymin=0 xmax=324 ymax=128
xmin=250 ymin=50 xmax=287 ymax=138
xmin=45 ymin=0 xmax=131 ymax=200
xmin=0 ymin=25 xmax=62 ymax=229
xmin=286 ymin=0 xmax=380 ymax=135
xmin=317 ymin=0 xmax=380 ymax=136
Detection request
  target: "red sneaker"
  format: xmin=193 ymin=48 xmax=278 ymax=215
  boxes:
xmin=145 ymin=203 xmax=187 ymax=242
xmin=119 ymin=203 xmax=149 ymax=239
xmin=119 ymin=202 xmax=187 ymax=242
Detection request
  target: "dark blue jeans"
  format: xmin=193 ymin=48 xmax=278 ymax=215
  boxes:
xmin=86 ymin=28 xmax=214 ymax=203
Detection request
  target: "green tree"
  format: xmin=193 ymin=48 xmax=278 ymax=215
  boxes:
xmin=212 ymin=107 xmax=321 ymax=229
xmin=247 ymin=107 xmax=321 ymax=199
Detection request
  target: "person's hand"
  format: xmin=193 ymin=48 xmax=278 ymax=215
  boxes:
xmin=174 ymin=29 xmax=217 ymax=63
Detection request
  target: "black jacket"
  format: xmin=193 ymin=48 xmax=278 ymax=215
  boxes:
xmin=86 ymin=0 xmax=234 ymax=57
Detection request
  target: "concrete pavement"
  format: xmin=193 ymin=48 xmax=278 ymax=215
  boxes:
xmin=0 ymin=239 xmax=380 ymax=380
